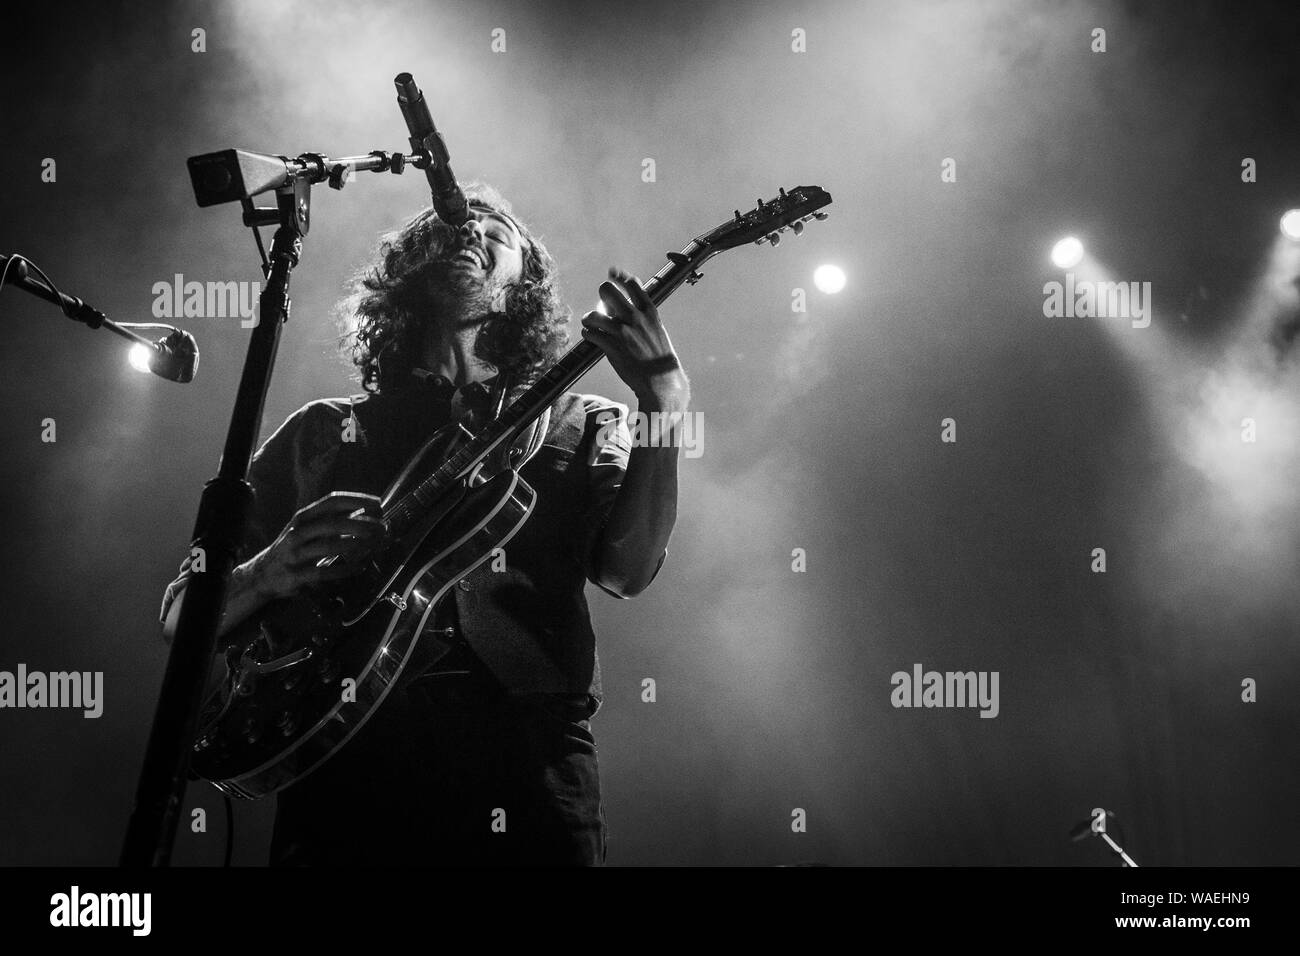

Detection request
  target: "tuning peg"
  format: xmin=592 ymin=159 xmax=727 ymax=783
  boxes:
xmin=778 ymin=187 xmax=787 ymax=199
xmin=767 ymin=232 xmax=781 ymax=246
xmin=755 ymin=236 xmax=766 ymax=245
xmin=790 ymin=220 xmax=805 ymax=236
xmin=813 ymin=211 xmax=829 ymax=221
xmin=734 ymin=210 xmax=743 ymax=222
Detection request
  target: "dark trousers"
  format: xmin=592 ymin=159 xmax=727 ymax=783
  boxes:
xmin=269 ymin=662 xmax=606 ymax=867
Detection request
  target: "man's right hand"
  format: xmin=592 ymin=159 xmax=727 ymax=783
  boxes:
xmin=250 ymin=491 xmax=386 ymax=602
xmin=160 ymin=491 xmax=386 ymax=644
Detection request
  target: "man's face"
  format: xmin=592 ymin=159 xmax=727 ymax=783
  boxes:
xmin=445 ymin=206 xmax=526 ymax=302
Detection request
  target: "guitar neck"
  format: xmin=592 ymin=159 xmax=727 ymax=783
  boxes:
xmin=491 ymin=256 xmax=703 ymax=430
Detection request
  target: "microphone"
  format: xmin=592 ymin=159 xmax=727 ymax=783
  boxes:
xmin=3 ymin=253 xmax=200 ymax=383
xmin=394 ymin=72 xmax=470 ymax=227
xmin=3 ymin=253 xmax=199 ymax=384
xmin=138 ymin=329 xmax=199 ymax=383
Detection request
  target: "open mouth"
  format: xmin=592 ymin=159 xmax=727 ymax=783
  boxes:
xmin=450 ymin=248 xmax=488 ymax=270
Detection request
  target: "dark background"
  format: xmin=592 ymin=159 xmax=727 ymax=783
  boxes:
xmin=1 ymin=0 xmax=1297 ymax=866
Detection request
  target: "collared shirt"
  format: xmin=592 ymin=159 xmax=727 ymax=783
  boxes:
xmin=159 ymin=369 xmax=667 ymax=704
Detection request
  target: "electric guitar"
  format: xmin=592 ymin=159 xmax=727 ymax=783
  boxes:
xmin=191 ymin=184 xmax=833 ymax=798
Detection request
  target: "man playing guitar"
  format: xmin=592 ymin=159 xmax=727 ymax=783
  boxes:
xmin=160 ymin=182 xmax=690 ymax=865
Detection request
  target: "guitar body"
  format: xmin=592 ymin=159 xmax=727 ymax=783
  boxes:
xmin=191 ymin=421 xmax=536 ymax=799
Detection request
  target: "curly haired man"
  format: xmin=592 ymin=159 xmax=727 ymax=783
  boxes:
xmin=161 ymin=183 xmax=690 ymax=865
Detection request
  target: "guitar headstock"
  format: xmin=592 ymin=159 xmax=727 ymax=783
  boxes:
xmin=697 ymin=185 xmax=832 ymax=252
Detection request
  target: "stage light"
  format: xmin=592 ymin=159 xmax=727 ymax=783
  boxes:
xmin=128 ymin=344 xmax=153 ymax=374
xmin=1051 ymin=237 xmax=1084 ymax=269
xmin=1281 ymin=209 xmax=1300 ymax=241
xmin=814 ymin=264 xmax=846 ymax=294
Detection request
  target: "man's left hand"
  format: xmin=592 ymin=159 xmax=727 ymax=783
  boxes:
xmin=581 ymin=268 xmax=689 ymax=404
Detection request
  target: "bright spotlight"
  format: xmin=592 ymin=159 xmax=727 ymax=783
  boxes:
xmin=1051 ymin=237 xmax=1084 ymax=269
xmin=1281 ymin=209 xmax=1300 ymax=241
xmin=813 ymin=264 xmax=846 ymax=294
xmin=128 ymin=343 xmax=153 ymax=374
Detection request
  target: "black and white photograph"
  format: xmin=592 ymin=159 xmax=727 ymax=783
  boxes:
xmin=1 ymin=0 xmax=1296 ymax=938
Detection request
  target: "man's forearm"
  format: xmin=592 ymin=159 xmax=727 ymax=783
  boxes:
xmin=217 ymin=559 xmax=273 ymax=638
xmin=162 ymin=557 xmax=271 ymax=644
xmin=594 ymin=376 xmax=690 ymax=597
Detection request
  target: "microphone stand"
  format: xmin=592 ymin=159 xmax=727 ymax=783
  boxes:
xmin=119 ymin=177 xmax=310 ymax=866
xmin=121 ymin=74 xmax=449 ymax=866
xmin=1099 ymin=832 xmax=1139 ymax=868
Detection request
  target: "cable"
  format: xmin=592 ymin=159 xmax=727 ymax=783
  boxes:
xmin=18 ymin=257 xmax=71 ymax=316
xmin=0 ymin=253 xmax=65 ymax=304
xmin=0 ymin=254 xmax=22 ymax=291
xmin=1 ymin=254 xmax=92 ymax=328
xmin=118 ymin=322 xmax=181 ymax=335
